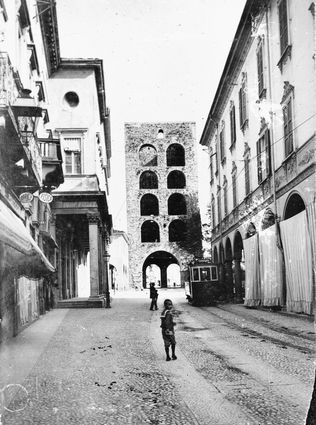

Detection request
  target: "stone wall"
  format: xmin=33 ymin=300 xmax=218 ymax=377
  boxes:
xmin=125 ymin=122 xmax=202 ymax=288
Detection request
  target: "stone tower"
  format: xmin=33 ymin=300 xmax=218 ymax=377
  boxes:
xmin=125 ymin=122 xmax=202 ymax=289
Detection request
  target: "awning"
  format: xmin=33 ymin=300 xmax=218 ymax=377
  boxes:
xmin=0 ymin=200 xmax=55 ymax=275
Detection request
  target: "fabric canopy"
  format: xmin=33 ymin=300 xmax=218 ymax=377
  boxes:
xmin=280 ymin=210 xmax=313 ymax=315
xmin=243 ymin=233 xmax=261 ymax=307
xmin=258 ymin=224 xmax=284 ymax=307
xmin=0 ymin=200 xmax=55 ymax=275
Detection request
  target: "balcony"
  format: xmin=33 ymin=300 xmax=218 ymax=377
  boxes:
xmin=38 ymin=138 xmax=64 ymax=189
xmin=0 ymin=53 xmax=43 ymax=194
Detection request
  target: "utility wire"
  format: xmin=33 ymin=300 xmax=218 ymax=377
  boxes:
xmin=207 ymin=112 xmax=316 ymax=209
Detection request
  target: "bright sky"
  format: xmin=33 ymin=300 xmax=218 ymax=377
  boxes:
xmin=56 ymin=0 xmax=246 ymax=230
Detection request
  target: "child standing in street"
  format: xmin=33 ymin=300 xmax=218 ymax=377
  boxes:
xmin=160 ymin=299 xmax=177 ymax=361
xmin=149 ymin=282 xmax=158 ymax=310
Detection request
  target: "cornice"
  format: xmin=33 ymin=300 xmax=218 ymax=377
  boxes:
xmin=200 ymin=0 xmax=268 ymax=146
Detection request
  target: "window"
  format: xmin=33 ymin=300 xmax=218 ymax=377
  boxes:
xmin=139 ymin=144 xmax=157 ymax=166
xmin=239 ymin=73 xmax=248 ymax=129
xmin=63 ymin=137 xmax=82 ymax=174
xmin=257 ymin=39 xmax=265 ymax=98
xmin=166 ymin=144 xmax=185 ymax=166
xmin=230 ymin=103 xmax=236 ymax=147
xmin=0 ymin=0 xmax=8 ymax=21
xmin=210 ymin=149 xmax=214 ymax=183
xmin=211 ymin=195 xmax=215 ymax=228
xmin=191 ymin=266 xmax=218 ymax=282
xmin=167 ymin=170 xmax=186 ymax=188
xmin=64 ymin=92 xmax=79 ymax=108
xmin=141 ymin=221 xmax=160 ymax=242
xmin=36 ymin=81 xmax=45 ymax=102
xmin=140 ymin=194 xmax=159 ymax=216
xmin=283 ymin=97 xmax=293 ymax=157
xmin=214 ymin=143 xmax=218 ymax=176
xmin=18 ymin=0 xmax=30 ymax=30
xmin=200 ymin=267 xmax=211 ymax=281
xmin=257 ymin=130 xmax=271 ymax=184
xmin=140 ymin=171 xmax=158 ymax=189
xmin=157 ymin=129 xmax=164 ymax=139
xmin=244 ymin=156 xmax=250 ymax=195
xmin=219 ymin=125 xmax=226 ymax=164
xmin=217 ymin=192 xmax=221 ymax=223
xmin=192 ymin=268 xmax=199 ymax=281
xmin=278 ymin=0 xmax=289 ymax=55
xmin=168 ymin=193 xmax=186 ymax=215
xmin=232 ymin=165 xmax=237 ymax=208
xmin=223 ymin=177 xmax=228 ymax=217
xmin=169 ymin=220 xmax=186 ymax=242
xmin=211 ymin=266 xmax=218 ymax=280
xmin=28 ymin=44 xmax=39 ymax=74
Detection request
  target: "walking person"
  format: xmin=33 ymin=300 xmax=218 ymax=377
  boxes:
xmin=160 ymin=299 xmax=177 ymax=361
xmin=149 ymin=282 xmax=158 ymax=310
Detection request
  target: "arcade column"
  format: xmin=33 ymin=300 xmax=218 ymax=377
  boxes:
xmin=88 ymin=215 xmax=100 ymax=297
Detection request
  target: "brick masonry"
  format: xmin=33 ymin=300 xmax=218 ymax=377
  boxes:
xmin=125 ymin=122 xmax=202 ymax=288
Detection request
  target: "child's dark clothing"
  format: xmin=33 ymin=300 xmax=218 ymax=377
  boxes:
xmin=160 ymin=308 xmax=176 ymax=347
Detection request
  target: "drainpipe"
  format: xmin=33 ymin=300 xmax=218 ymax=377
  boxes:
xmin=265 ymin=3 xmax=286 ymax=307
xmin=265 ymin=3 xmax=278 ymax=220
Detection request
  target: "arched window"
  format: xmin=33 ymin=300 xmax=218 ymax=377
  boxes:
xmin=139 ymin=144 xmax=157 ymax=166
xmin=168 ymin=193 xmax=186 ymax=215
xmin=167 ymin=170 xmax=186 ymax=188
xmin=141 ymin=221 xmax=160 ymax=242
xmin=169 ymin=220 xmax=187 ymax=242
xmin=284 ymin=193 xmax=305 ymax=220
xmin=140 ymin=194 xmax=159 ymax=216
xmin=166 ymin=144 xmax=185 ymax=166
xmin=140 ymin=171 xmax=158 ymax=189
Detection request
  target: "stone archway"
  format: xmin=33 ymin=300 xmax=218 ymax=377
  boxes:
xmin=218 ymin=242 xmax=225 ymax=298
xmin=233 ymin=231 xmax=244 ymax=303
xmin=213 ymin=246 xmax=219 ymax=263
xmin=142 ymin=251 xmax=179 ymax=289
xmin=225 ymin=238 xmax=234 ymax=301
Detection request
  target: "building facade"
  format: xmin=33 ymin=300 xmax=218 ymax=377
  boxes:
xmin=200 ymin=0 xmax=316 ymax=314
xmin=0 ymin=0 xmax=113 ymax=343
xmin=125 ymin=122 xmax=202 ymax=289
xmin=47 ymin=59 xmax=112 ymax=307
xmin=0 ymin=0 xmax=64 ymax=341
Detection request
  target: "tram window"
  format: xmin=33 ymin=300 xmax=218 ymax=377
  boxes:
xmin=192 ymin=268 xmax=199 ymax=281
xmin=211 ymin=266 xmax=218 ymax=280
xmin=200 ymin=267 xmax=211 ymax=281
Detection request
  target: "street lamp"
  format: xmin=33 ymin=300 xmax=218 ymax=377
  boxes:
xmin=103 ymin=251 xmax=111 ymax=308
xmin=11 ymin=89 xmax=42 ymax=146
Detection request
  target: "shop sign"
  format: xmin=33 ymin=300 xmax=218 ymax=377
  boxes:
xmin=19 ymin=192 xmax=34 ymax=203
xmin=39 ymin=192 xmax=53 ymax=204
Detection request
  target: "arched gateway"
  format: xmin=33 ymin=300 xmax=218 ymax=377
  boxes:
xmin=142 ymin=251 xmax=180 ymax=289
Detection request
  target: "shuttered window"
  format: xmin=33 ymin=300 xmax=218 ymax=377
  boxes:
xmin=230 ymin=105 xmax=236 ymax=146
xmin=257 ymin=130 xmax=271 ymax=184
xmin=278 ymin=0 xmax=289 ymax=55
xmin=64 ymin=137 xmax=82 ymax=174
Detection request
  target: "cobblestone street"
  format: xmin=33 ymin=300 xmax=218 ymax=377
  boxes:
xmin=0 ymin=289 xmax=314 ymax=425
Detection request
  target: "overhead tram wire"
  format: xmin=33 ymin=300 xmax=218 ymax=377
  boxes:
xmin=210 ymin=112 xmax=316 ymax=206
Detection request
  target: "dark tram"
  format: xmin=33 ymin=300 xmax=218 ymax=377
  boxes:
xmin=185 ymin=259 xmax=220 ymax=306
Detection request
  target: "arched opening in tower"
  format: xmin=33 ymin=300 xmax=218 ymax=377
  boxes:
xmin=142 ymin=251 xmax=180 ymax=289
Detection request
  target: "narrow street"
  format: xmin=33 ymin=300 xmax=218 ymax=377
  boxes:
xmin=0 ymin=290 xmax=314 ymax=425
